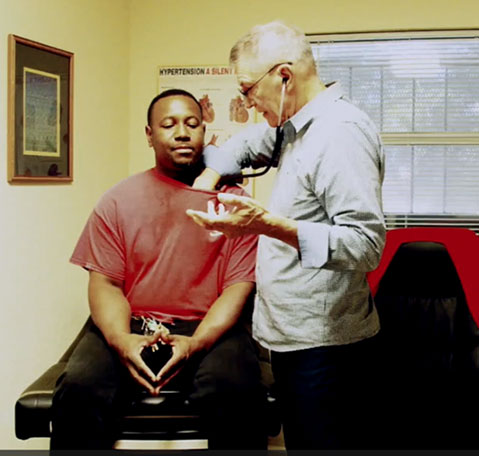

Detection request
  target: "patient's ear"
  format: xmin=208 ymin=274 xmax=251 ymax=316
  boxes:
xmin=145 ymin=125 xmax=153 ymax=147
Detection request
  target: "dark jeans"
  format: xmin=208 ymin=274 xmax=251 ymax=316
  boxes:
xmin=50 ymin=319 xmax=267 ymax=450
xmin=271 ymin=334 xmax=380 ymax=450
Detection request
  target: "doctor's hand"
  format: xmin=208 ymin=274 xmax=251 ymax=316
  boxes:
xmin=186 ymin=192 xmax=269 ymax=238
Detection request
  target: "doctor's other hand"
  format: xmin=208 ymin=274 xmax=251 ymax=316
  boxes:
xmin=186 ymin=192 xmax=269 ymax=238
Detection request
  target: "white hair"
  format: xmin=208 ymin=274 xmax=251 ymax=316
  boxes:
xmin=229 ymin=21 xmax=316 ymax=76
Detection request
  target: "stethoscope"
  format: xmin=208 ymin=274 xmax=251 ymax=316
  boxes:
xmin=235 ymin=77 xmax=287 ymax=179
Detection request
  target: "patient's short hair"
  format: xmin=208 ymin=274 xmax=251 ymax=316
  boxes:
xmin=147 ymin=89 xmax=202 ymax=125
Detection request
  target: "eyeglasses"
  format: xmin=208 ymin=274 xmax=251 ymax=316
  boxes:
xmin=235 ymin=74 xmax=288 ymax=179
xmin=238 ymin=61 xmax=292 ymax=98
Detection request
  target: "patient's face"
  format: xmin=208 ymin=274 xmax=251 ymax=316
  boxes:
xmin=146 ymin=96 xmax=205 ymax=178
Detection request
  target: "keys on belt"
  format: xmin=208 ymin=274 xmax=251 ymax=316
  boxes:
xmin=140 ymin=317 xmax=170 ymax=352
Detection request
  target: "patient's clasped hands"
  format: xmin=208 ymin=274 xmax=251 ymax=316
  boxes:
xmin=187 ymin=193 xmax=269 ymax=238
xmin=112 ymin=331 xmax=165 ymax=396
xmin=117 ymin=331 xmax=202 ymax=396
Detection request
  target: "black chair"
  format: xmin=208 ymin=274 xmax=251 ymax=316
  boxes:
xmin=370 ymin=229 xmax=479 ymax=449
xmin=15 ymin=318 xmax=280 ymax=449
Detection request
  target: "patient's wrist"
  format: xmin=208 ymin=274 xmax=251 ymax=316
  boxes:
xmin=107 ymin=330 xmax=130 ymax=351
xmin=189 ymin=333 xmax=213 ymax=355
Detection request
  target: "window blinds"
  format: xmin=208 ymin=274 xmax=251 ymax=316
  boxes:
xmin=310 ymin=33 xmax=479 ymax=230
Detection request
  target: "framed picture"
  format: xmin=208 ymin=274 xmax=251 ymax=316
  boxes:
xmin=7 ymin=35 xmax=73 ymax=182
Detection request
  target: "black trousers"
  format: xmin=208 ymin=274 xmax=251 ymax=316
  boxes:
xmin=271 ymin=334 xmax=380 ymax=450
xmin=50 ymin=318 xmax=267 ymax=450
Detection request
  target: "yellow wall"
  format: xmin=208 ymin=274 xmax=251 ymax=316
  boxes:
xmin=1 ymin=0 xmax=478 ymax=449
xmin=128 ymin=0 xmax=479 ymax=204
xmin=0 ymin=0 xmax=130 ymax=448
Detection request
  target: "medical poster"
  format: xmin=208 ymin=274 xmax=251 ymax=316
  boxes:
xmin=158 ymin=65 xmax=257 ymax=194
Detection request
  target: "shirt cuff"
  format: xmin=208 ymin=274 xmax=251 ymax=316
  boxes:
xmin=297 ymin=221 xmax=330 ymax=269
xmin=203 ymin=145 xmax=242 ymax=176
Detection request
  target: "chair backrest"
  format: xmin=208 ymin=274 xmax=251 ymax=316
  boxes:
xmin=368 ymin=227 xmax=479 ymax=326
xmin=376 ymin=241 xmax=462 ymax=297
xmin=368 ymin=228 xmax=479 ymax=448
xmin=375 ymin=240 xmax=468 ymax=370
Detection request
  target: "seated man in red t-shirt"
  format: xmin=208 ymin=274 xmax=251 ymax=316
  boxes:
xmin=50 ymin=89 xmax=266 ymax=450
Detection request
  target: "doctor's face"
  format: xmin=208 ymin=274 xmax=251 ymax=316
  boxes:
xmin=236 ymin=61 xmax=288 ymax=128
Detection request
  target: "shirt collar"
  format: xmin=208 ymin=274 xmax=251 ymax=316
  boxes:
xmin=285 ymin=82 xmax=344 ymax=136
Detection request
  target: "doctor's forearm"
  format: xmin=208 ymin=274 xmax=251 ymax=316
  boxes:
xmin=192 ymin=167 xmax=221 ymax=190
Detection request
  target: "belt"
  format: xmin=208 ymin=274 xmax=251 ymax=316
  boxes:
xmin=131 ymin=316 xmax=201 ymax=338
xmin=131 ymin=315 xmax=171 ymax=336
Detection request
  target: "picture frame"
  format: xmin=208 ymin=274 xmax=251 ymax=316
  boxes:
xmin=8 ymin=35 xmax=74 ymax=182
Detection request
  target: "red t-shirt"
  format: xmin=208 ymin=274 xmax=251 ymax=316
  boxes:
xmin=70 ymin=169 xmax=258 ymax=322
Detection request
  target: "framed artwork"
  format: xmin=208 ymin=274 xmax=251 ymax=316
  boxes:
xmin=7 ymin=35 xmax=74 ymax=182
